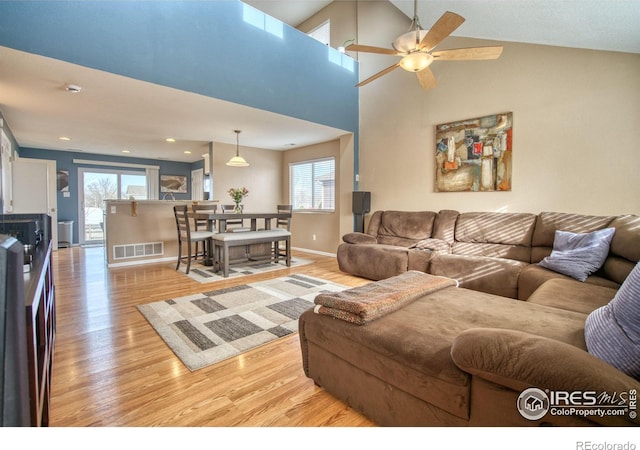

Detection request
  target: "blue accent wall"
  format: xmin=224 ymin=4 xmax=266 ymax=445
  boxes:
xmin=19 ymin=148 xmax=193 ymax=244
xmin=0 ymin=1 xmax=360 ymax=241
xmin=0 ymin=1 xmax=359 ymax=134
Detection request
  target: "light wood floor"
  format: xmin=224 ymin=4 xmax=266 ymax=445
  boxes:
xmin=49 ymin=246 xmax=375 ymax=426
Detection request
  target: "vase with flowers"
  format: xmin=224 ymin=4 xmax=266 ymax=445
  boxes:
xmin=228 ymin=187 xmax=249 ymax=213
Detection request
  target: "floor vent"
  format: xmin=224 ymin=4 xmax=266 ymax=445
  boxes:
xmin=113 ymin=242 xmax=164 ymax=260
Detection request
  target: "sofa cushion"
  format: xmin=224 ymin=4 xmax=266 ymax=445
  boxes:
xmin=585 ymin=262 xmax=640 ymax=380
xmin=455 ymin=212 xmax=537 ymax=246
xmin=429 ymin=254 xmax=528 ymax=299
xmin=527 ymin=279 xmax=617 ymax=314
xmin=452 ymin=212 xmax=536 ymax=263
xmin=517 ymin=264 xmax=619 ymax=300
xmin=342 ymin=232 xmax=377 ymax=245
xmin=603 ymin=215 xmax=640 ymax=284
xmin=410 ymin=238 xmax=451 ymax=253
xmin=376 ymin=210 xmax=437 ymax=247
xmin=538 ymin=228 xmax=615 ymax=281
xmin=432 ymin=209 xmax=459 ymax=244
xmin=336 ymin=243 xmax=408 ymax=281
xmin=531 ymin=212 xmax=614 ymax=263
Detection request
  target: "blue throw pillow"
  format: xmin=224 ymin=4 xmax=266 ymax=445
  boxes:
xmin=538 ymin=228 xmax=616 ymax=282
xmin=585 ymin=261 xmax=640 ymax=380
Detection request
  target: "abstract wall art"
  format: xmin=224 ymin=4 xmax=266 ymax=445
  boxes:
xmin=435 ymin=112 xmax=513 ymax=192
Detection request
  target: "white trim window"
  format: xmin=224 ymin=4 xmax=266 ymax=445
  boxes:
xmin=289 ymin=157 xmax=335 ymax=212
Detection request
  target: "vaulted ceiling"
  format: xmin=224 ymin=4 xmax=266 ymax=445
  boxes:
xmin=1 ymin=1 xmax=638 ymax=163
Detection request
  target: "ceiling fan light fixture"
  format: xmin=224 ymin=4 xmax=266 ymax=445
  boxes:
xmin=393 ymin=29 xmax=428 ymax=53
xmin=399 ymin=52 xmax=434 ymax=72
xmin=226 ymin=129 xmax=249 ymax=167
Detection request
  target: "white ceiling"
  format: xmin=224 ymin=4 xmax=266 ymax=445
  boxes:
xmin=249 ymin=0 xmax=640 ymax=54
xmin=1 ymin=1 xmax=638 ymax=164
xmin=0 ymin=46 xmax=348 ymax=163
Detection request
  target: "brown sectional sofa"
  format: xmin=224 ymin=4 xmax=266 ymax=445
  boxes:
xmin=298 ymin=210 xmax=640 ymax=426
xmin=337 ymin=210 xmax=639 ymax=299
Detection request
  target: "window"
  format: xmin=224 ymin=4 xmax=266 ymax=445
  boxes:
xmin=290 ymin=158 xmax=335 ymax=212
xmin=242 ymin=3 xmax=284 ymax=39
xmin=308 ymin=20 xmax=330 ymax=46
xmin=78 ymin=167 xmax=148 ymax=243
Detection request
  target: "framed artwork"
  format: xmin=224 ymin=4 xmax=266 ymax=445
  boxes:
xmin=160 ymin=175 xmax=187 ymax=193
xmin=57 ymin=170 xmax=69 ymax=192
xmin=435 ymin=112 xmax=512 ymax=192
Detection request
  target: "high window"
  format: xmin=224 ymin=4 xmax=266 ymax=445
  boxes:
xmin=289 ymin=158 xmax=335 ymax=212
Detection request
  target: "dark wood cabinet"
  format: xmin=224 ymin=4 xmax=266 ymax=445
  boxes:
xmin=23 ymin=239 xmax=55 ymax=426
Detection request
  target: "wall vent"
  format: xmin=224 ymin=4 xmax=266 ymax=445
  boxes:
xmin=113 ymin=242 xmax=163 ymax=260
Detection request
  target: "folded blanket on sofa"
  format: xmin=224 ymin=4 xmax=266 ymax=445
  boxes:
xmin=313 ymin=270 xmax=458 ymax=325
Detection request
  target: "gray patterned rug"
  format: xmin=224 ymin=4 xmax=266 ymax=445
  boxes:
xmin=138 ymin=274 xmax=347 ymax=371
xmin=176 ymin=256 xmax=313 ymax=283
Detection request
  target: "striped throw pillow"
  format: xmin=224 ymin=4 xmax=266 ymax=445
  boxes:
xmin=585 ymin=261 xmax=640 ymax=380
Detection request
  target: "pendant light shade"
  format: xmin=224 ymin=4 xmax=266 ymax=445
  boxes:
xmin=226 ymin=130 xmax=249 ymax=167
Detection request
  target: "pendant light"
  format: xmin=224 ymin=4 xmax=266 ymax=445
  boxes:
xmin=226 ymin=129 xmax=249 ymax=167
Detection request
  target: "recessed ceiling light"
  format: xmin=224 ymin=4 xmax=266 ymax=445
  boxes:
xmin=184 ymin=150 xmax=191 ymax=154
xmin=59 ymin=136 xmax=71 ymax=141
xmin=165 ymin=138 xmax=176 ymax=143
xmin=122 ymin=149 xmax=130 ymax=153
xmin=65 ymin=84 xmax=82 ymax=93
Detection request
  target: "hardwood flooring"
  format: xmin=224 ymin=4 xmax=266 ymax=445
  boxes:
xmin=49 ymin=246 xmax=374 ymax=427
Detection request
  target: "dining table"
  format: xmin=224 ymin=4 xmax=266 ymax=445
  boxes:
xmin=194 ymin=211 xmax=292 ymax=266
xmin=195 ymin=211 xmax=292 ymax=233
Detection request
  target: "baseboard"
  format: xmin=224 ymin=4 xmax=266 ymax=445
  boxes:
xmin=107 ymin=256 xmax=175 ymax=268
xmin=292 ymin=247 xmax=336 ymax=258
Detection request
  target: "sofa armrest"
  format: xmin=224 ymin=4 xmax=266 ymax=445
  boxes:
xmin=342 ymin=232 xmax=377 ymax=245
xmin=451 ymin=328 xmax=640 ymax=425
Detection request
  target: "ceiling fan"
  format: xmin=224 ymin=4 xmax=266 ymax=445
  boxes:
xmin=346 ymin=0 xmax=503 ymax=90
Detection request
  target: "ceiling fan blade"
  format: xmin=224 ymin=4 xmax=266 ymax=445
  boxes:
xmin=346 ymin=44 xmax=400 ymax=56
xmin=356 ymin=63 xmax=401 ymax=87
xmin=416 ymin=67 xmax=437 ymax=90
xmin=419 ymin=11 xmax=465 ymax=52
xmin=433 ymin=46 xmax=503 ymax=61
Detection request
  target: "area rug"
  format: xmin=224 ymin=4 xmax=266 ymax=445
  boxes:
xmin=175 ymin=256 xmax=313 ymax=283
xmin=137 ymin=274 xmax=347 ymax=371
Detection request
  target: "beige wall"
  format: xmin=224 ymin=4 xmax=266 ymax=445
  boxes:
xmin=282 ymin=139 xmax=347 ymax=254
xmin=205 ymin=135 xmax=354 ymax=255
xmin=304 ymin=1 xmax=640 ymax=219
xmin=209 ymin=141 xmax=282 ymax=211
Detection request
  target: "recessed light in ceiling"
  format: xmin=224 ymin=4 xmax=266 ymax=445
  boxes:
xmin=165 ymin=138 xmax=176 ymax=143
xmin=59 ymin=136 xmax=71 ymax=141
xmin=65 ymin=84 xmax=82 ymax=93
xmin=122 ymin=149 xmax=130 ymax=153
xmin=184 ymin=150 xmax=191 ymax=154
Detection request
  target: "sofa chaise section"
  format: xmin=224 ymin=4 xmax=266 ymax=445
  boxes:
xmin=299 ymin=281 xmax=640 ymax=426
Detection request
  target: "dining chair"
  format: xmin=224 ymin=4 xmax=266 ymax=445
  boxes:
xmin=192 ymin=202 xmax=218 ymax=257
xmin=274 ymin=204 xmax=292 ymax=260
xmin=173 ymin=204 xmax=216 ymax=274
xmin=276 ymin=204 xmax=292 ymax=231
xmin=221 ymin=204 xmax=250 ymax=232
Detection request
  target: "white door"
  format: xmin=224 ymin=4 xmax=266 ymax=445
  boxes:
xmin=191 ymin=168 xmax=204 ymax=200
xmin=11 ymin=157 xmax=58 ymax=249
